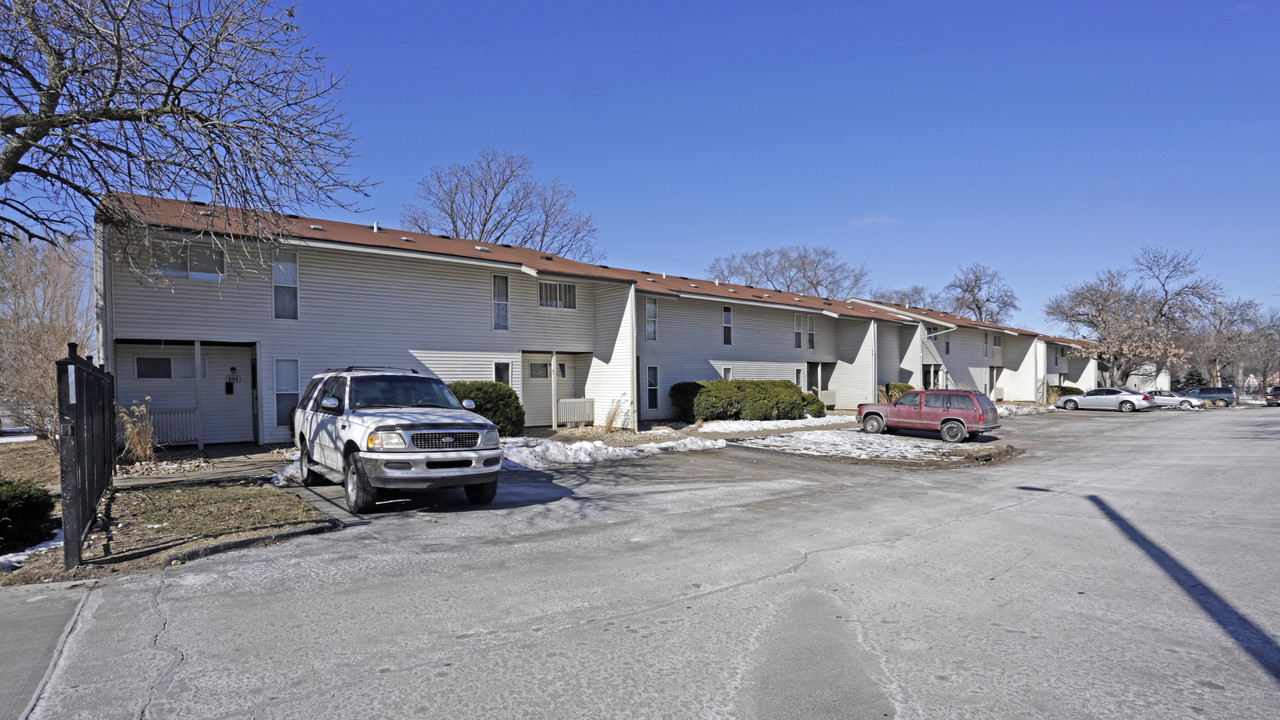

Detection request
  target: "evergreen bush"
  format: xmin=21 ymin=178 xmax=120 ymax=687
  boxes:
xmin=668 ymin=381 xmax=707 ymax=422
xmin=1049 ymin=385 xmax=1084 ymax=397
xmin=803 ymin=392 xmax=827 ymax=418
xmin=447 ymin=381 xmax=525 ymax=437
xmin=691 ymin=380 xmax=810 ymax=422
xmin=0 ymin=477 xmax=56 ymax=553
xmin=885 ymin=383 xmax=914 ymax=401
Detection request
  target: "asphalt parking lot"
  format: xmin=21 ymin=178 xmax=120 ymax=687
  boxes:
xmin=14 ymin=407 xmax=1280 ymax=719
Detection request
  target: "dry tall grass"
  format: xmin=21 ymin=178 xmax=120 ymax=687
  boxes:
xmin=117 ymin=397 xmax=156 ymax=463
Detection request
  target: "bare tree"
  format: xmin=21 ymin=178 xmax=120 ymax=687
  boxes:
xmin=1186 ymin=298 xmax=1263 ymax=385
xmin=870 ymin=284 xmax=944 ymax=309
xmin=401 ymin=148 xmax=602 ymax=263
xmin=942 ymin=263 xmax=1020 ymax=324
xmin=0 ymin=238 xmax=92 ymax=449
xmin=1044 ymin=247 xmax=1223 ymax=386
xmin=0 ymin=0 xmax=367 ymax=262
xmin=707 ymin=245 xmax=870 ymax=299
xmin=1239 ymin=309 xmax=1280 ymax=387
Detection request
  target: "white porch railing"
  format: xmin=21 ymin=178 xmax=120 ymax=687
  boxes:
xmin=150 ymin=408 xmax=199 ymax=445
xmin=557 ymin=398 xmax=595 ymax=425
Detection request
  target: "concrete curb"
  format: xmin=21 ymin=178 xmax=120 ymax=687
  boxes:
xmin=160 ymin=518 xmax=343 ymax=566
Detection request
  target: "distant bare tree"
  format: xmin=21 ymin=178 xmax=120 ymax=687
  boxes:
xmin=942 ymin=263 xmax=1020 ymax=324
xmin=0 ymin=238 xmax=92 ymax=449
xmin=1044 ymin=247 xmax=1223 ymax=386
xmin=401 ymin=148 xmax=602 ymax=263
xmin=1187 ymin=298 xmax=1263 ymax=385
xmin=0 ymin=0 xmax=367 ymax=264
xmin=1239 ymin=309 xmax=1280 ymax=387
xmin=870 ymin=284 xmax=944 ymax=309
xmin=707 ymin=245 xmax=870 ymax=299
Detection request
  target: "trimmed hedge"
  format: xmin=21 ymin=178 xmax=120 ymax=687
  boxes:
xmin=1049 ymin=385 xmax=1084 ymax=397
xmin=886 ymin=383 xmax=914 ymax=401
xmin=0 ymin=477 xmax=56 ymax=553
xmin=447 ymin=381 xmax=525 ymax=437
xmin=669 ymin=381 xmax=706 ymax=422
xmin=690 ymin=380 xmax=814 ymax=422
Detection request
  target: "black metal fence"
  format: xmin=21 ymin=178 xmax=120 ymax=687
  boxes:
xmin=56 ymin=343 xmax=115 ymax=569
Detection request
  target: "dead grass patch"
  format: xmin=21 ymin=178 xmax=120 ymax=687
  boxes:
xmin=0 ymin=441 xmax=59 ymax=493
xmin=1 ymin=482 xmax=326 ymax=586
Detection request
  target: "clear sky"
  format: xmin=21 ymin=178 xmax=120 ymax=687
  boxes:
xmin=292 ymin=0 xmax=1280 ymax=332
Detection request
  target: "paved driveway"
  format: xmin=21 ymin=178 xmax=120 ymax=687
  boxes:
xmin=21 ymin=409 xmax=1280 ymax=718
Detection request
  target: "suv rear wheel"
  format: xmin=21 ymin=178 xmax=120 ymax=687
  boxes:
xmin=344 ymin=452 xmax=377 ymax=514
xmin=940 ymin=421 xmax=966 ymax=443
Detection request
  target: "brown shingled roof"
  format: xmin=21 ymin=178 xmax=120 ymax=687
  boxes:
xmin=103 ymin=193 xmax=910 ymax=324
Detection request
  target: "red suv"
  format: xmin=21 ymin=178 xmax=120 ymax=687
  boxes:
xmin=857 ymin=390 xmax=1001 ymax=443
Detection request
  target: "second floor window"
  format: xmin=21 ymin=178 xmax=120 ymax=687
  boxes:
xmin=808 ymin=316 xmax=816 ymax=349
xmin=153 ymin=242 xmax=224 ymax=282
xmin=723 ymin=306 xmax=732 ymax=345
xmin=493 ymin=275 xmax=509 ymax=330
xmin=794 ymin=314 xmax=803 ymax=348
xmin=539 ymin=282 xmax=577 ymax=309
xmin=645 ymin=298 xmax=657 ymax=340
xmin=274 ymin=251 xmax=298 ymax=319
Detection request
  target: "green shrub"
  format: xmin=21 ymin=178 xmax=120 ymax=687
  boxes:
xmin=0 ymin=477 xmax=56 ymax=553
xmin=886 ymin=383 xmax=914 ymax=401
xmin=1050 ymin=385 xmax=1084 ymax=397
xmin=447 ymin=381 xmax=525 ymax=437
xmin=803 ymin=392 xmax=826 ymax=418
xmin=691 ymin=380 xmax=811 ymax=422
xmin=668 ymin=381 xmax=707 ymax=422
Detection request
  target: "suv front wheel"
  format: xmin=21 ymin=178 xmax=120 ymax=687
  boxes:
xmin=344 ymin=452 xmax=377 ymax=514
xmin=464 ymin=479 xmax=498 ymax=504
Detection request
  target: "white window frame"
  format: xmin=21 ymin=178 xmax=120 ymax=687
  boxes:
xmin=984 ymin=333 xmax=989 ymax=358
xmin=538 ymin=281 xmax=577 ymax=309
xmin=136 ymin=356 xmax=207 ymax=380
xmin=494 ymin=362 xmax=511 ymax=385
xmin=723 ymin=367 xmax=732 ymax=380
xmin=529 ymin=362 xmax=550 ymax=379
xmin=647 ymin=366 xmax=659 ymax=410
xmin=808 ymin=316 xmax=816 ymax=350
xmin=722 ymin=306 xmax=732 ymax=345
xmin=994 ymin=335 xmax=1002 ymax=347
xmin=274 ymin=250 xmax=299 ymax=320
xmin=492 ymin=274 xmax=510 ymax=330
xmin=795 ymin=368 xmax=803 ymax=387
xmin=152 ymin=242 xmax=224 ymax=282
xmin=645 ymin=298 xmax=657 ymax=341
xmin=274 ymin=358 xmax=300 ymax=428
xmin=794 ymin=314 xmax=803 ymax=349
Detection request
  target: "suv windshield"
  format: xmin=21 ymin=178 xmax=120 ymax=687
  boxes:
xmin=349 ymin=375 xmax=462 ymax=410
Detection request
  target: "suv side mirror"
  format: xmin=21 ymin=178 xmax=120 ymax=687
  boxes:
xmin=462 ymin=399 xmax=476 ymax=410
xmin=320 ymin=396 xmax=340 ymax=410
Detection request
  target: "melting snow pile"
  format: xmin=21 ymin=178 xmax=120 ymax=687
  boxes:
xmin=696 ymin=415 xmax=856 ymax=434
xmin=735 ymin=429 xmax=981 ymax=463
xmin=997 ymin=404 xmax=1056 ymax=418
xmin=270 ymin=449 xmax=302 ymax=486
xmin=0 ymin=529 xmax=64 ymax=572
xmin=502 ymin=436 xmax=726 ymax=471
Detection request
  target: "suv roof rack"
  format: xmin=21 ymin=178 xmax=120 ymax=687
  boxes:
xmin=323 ymin=366 xmax=420 ymax=374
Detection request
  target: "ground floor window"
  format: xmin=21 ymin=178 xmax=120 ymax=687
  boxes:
xmin=495 ymin=362 xmax=511 ymax=385
xmin=795 ymin=368 xmax=803 ymax=387
xmin=136 ymin=356 xmax=207 ymax=379
xmin=530 ymin=362 xmax=550 ymax=379
xmin=723 ymin=367 xmax=732 ymax=380
xmin=275 ymin=359 xmax=299 ymax=427
xmin=647 ymin=366 xmax=659 ymax=409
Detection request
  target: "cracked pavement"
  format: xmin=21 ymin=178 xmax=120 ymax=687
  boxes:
xmin=23 ymin=409 xmax=1280 ymax=718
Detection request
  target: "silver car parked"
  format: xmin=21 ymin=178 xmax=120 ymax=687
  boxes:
xmin=1054 ymin=387 xmax=1158 ymax=413
xmin=1145 ymin=390 xmax=1206 ymax=410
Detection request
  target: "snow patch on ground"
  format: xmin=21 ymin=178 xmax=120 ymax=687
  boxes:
xmin=997 ymin=404 xmax=1056 ymax=418
xmin=735 ymin=428 xmax=981 ymax=463
xmin=271 ymin=450 xmax=301 ymax=486
xmin=696 ymin=415 xmax=856 ymax=434
xmin=502 ymin=436 xmax=726 ymax=471
xmin=0 ymin=434 xmax=37 ymax=444
xmin=0 ymin=529 xmax=64 ymax=572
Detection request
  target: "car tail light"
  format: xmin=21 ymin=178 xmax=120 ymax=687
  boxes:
xmin=1143 ymin=395 xmax=1151 ymax=401
xmin=978 ymin=412 xmax=984 ymax=423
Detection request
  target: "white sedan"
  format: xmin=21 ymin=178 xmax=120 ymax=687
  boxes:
xmin=1054 ymin=387 xmax=1159 ymax=412
xmin=1146 ymin=390 xmax=1206 ymax=410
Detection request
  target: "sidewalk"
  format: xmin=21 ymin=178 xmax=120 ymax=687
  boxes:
xmin=0 ymin=581 xmax=91 ymax=719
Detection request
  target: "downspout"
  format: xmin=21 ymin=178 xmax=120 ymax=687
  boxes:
xmin=194 ymin=340 xmax=204 ymax=450
xmin=551 ymin=349 xmax=558 ymax=429
xmin=869 ymin=320 xmax=879 ymax=401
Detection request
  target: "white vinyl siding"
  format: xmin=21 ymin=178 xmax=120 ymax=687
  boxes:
xmin=828 ymin=319 xmax=876 ymax=408
xmin=584 ymin=284 xmax=637 ymax=428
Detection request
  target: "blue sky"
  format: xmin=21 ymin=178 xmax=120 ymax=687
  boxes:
xmin=294 ymin=0 xmax=1280 ymax=332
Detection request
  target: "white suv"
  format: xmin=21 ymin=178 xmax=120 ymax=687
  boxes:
xmin=292 ymin=367 xmax=503 ymax=513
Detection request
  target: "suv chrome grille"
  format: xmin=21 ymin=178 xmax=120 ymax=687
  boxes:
xmin=410 ymin=431 xmax=479 ymax=450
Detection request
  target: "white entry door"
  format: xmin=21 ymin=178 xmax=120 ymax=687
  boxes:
xmin=199 ymin=346 xmax=255 ymax=443
xmin=521 ymin=353 xmax=574 ymax=427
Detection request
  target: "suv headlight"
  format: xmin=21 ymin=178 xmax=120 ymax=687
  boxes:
xmin=480 ymin=429 xmax=500 ymax=449
xmin=367 ymin=432 xmax=406 ymax=450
